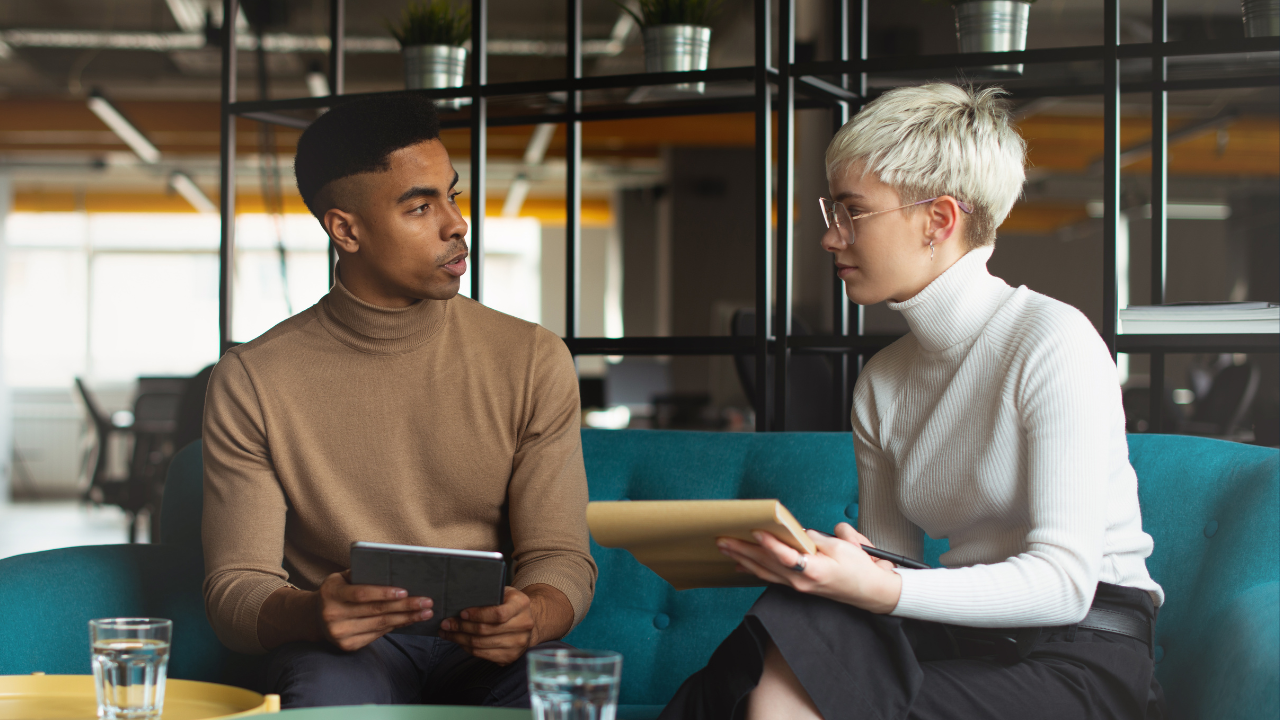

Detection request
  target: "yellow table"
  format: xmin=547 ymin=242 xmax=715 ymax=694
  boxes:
xmin=0 ymin=674 xmax=278 ymax=719
xmin=275 ymin=708 xmax=529 ymax=719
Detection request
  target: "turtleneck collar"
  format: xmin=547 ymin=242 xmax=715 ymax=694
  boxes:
xmin=316 ymin=275 xmax=449 ymax=355
xmin=887 ymin=245 xmax=1010 ymax=353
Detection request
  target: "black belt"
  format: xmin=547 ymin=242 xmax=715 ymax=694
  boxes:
xmin=944 ymin=607 xmax=1154 ymax=664
xmin=1077 ymin=607 xmax=1154 ymax=647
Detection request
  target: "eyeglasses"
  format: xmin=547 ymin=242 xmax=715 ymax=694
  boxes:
xmin=819 ymin=196 xmax=973 ymax=247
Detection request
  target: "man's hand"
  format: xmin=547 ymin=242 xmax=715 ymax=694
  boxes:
xmin=257 ymin=571 xmax=433 ymax=652
xmin=438 ymin=584 xmax=573 ymax=665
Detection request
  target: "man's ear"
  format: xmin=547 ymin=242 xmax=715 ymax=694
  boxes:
xmin=324 ymin=207 xmax=361 ymax=254
xmin=924 ymin=196 xmax=963 ymax=246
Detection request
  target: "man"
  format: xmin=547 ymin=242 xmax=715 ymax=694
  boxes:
xmin=202 ymin=93 xmax=597 ymax=708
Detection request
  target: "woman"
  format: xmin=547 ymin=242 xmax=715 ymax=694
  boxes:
xmin=659 ymin=84 xmax=1166 ymax=720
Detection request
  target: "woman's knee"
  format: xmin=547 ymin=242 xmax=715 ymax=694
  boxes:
xmin=746 ymin=640 xmax=822 ymax=720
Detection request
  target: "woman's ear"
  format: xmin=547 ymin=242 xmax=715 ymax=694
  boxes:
xmin=324 ymin=208 xmax=361 ymax=255
xmin=923 ymin=196 xmax=963 ymax=247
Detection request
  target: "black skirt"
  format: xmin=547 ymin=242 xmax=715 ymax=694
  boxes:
xmin=658 ymin=582 xmax=1165 ymax=720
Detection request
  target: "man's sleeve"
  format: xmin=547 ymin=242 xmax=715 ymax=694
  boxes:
xmin=201 ymin=351 xmax=292 ymax=654
xmin=505 ymin=327 xmax=598 ymax=630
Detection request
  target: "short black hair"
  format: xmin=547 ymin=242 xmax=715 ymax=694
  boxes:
xmin=294 ymin=92 xmax=442 ymax=217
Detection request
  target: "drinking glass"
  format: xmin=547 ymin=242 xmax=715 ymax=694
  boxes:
xmin=89 ymin=618 xmax=172 ymax=719
xmin=528 ymin=648 xmax=622 ymax=720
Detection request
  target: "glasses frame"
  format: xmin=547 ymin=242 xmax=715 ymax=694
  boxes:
xmin=820 ymin=196 xmax=975 ymax=245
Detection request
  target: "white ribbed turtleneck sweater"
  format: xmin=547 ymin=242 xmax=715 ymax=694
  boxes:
xmin=854 ymin=246 xmax=1164 ymax=627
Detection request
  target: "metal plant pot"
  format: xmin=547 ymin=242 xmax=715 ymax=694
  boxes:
xmin=954 ymin=0 xmax=1031 ymax=77
xmin=643 ymin=24 xmax=712 ymax=94
xmin=403 ymin=44 xmax=468 ymax=109
xmin=1243 ymin=0 xmax=1280 ymax=37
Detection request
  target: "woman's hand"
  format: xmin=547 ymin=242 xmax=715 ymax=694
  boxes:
xmin=717 ymin=522 xmax=903 ymax=614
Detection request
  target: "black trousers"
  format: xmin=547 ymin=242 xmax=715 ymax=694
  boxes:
xmin=660 ymin=583 xmax=1166 ymax=720
xmin=250 ymin=635 xmax=570 ymax=709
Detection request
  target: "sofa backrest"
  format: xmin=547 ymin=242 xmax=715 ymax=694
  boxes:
xmin=4 ymin=432 xmax=1273 ymax=718
xmin=0 ymin=440 xmax=243 ymax=684
xmin=566 ymin=430 xmax=1279 ymax=711
xmin=0 ymin=544 xmax=230 ymax=681
xmin=1127 ymin=434 xmax=1279 ymax=719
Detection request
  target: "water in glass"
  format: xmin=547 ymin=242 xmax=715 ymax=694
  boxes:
xmin=528 ymin=649 xmax=622 ymax=720
xmin=530 ymin=669 xmax=620 ymax=720
xmin=89 ymin=619 xmax=171 ymax=719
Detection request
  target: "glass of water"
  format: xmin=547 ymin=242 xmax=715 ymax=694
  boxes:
xmin=89 ymin=618 xmax=172 ymax=719
xmin=528 ymin=648 xmax=622 ymax=720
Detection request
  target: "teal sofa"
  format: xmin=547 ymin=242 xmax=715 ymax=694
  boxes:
xmin=1 ymin=431 xmax=1275 ymax=720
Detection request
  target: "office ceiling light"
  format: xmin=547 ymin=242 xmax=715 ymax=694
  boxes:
xmin=164 ymin=0 xmax=206 ymax=33
xmin=87 ymin=91 xmax=161 ymax=164
xmin=503 ymin=123 xmax=557 ymax=217
xmin=502 ymin=176 xmax=531 ymax=218
xmin=305 ymin=69 xmax=330 ymax=98
xmin=169 ymin=171 xmax=216 ymax=214
xmin=1086 ymin=201 xmax=1231 ymax=220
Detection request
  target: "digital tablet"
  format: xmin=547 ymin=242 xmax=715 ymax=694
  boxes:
xmin=349 ymin=541 xmax=507 ymax=637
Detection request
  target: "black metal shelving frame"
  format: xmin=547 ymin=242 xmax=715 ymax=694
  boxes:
xmin=218 ymin=0 xmax=1280 ymax=433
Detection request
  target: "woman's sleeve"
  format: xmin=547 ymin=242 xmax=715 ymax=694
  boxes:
xmin=889 ymin=311 xmax=1120 ymax=627
xmin=852 ymin=378 xmax=923 ymax=562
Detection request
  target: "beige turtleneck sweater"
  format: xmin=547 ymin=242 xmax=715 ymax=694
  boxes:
xmin=855 ymin=246 xmax=1163 ymax=628
xmin=201 ymin=279 xmax=597 ymax=654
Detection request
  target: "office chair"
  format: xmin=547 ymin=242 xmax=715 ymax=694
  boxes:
xmin=74 ymin=377 xmax=185 ymax=543
xmin=1186 ymin=362 xmax=1261 ymax=437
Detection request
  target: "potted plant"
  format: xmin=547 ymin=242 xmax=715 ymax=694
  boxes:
xmin=388 ymin=0 xmax=470 ymax=109
xmin=927 ymin=0 xmax=1035 ymax=77
xmin=1242 ymin=0 xmax=1279 ymax=37
xmin=619 ymin=0 xmax=722 ymax=93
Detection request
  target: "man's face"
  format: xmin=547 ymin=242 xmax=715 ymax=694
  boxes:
xmin=334 ymin=139 xmax=469 ymax=305
xmin=821 ymin=163 xmax=931 ymax=305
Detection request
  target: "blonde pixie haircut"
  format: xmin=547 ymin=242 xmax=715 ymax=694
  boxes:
xmin=825 ymin=83 xmax=1027 ymax=249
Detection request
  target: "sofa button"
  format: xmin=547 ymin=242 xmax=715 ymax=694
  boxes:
xmin=845 ymin=503 xmax=858 ymax=519
xmin=653 ymin=613 xmax=670 ymax=630
xmin=1153 ymin=645 xmax=1164 ymax=663
xmin=1204 ymin=520 xmax=1218 ymax=538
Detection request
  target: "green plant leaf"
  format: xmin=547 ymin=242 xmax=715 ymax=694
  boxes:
xmin=387 ymin=0 xmax=471 ymax=48
xmin=623 ymin=0 xmax=724 ymax=27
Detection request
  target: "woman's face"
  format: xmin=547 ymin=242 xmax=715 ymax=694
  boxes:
xmin=821 ymin=164 xmax=948 ymax=305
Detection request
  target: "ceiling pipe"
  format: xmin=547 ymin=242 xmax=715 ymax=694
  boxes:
xmin=0 ymin=29 xmax=631 ymax=56
xmin=1087 ymin=110 xmax=1240 ymax=173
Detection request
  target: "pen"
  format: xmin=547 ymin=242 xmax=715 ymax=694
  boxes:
xmin=810 ymin=529 xmax=932 ymax=570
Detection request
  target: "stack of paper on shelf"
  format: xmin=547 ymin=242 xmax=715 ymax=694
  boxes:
xmin=1120 ymin=302 xmax=1280 ymax=335
xmin=586 ymin=499 xmax=815 ymax=590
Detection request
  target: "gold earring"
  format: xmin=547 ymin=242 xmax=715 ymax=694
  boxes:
xmin=929 ymin=240 xmax=935 ymax=261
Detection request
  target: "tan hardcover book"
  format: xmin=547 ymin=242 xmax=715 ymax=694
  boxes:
xmin=586 ymin=499 xmax=817 ymax=590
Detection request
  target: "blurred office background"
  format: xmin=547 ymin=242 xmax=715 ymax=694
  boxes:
xmin=0 ymin=0 xmax=1276 ymax=554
